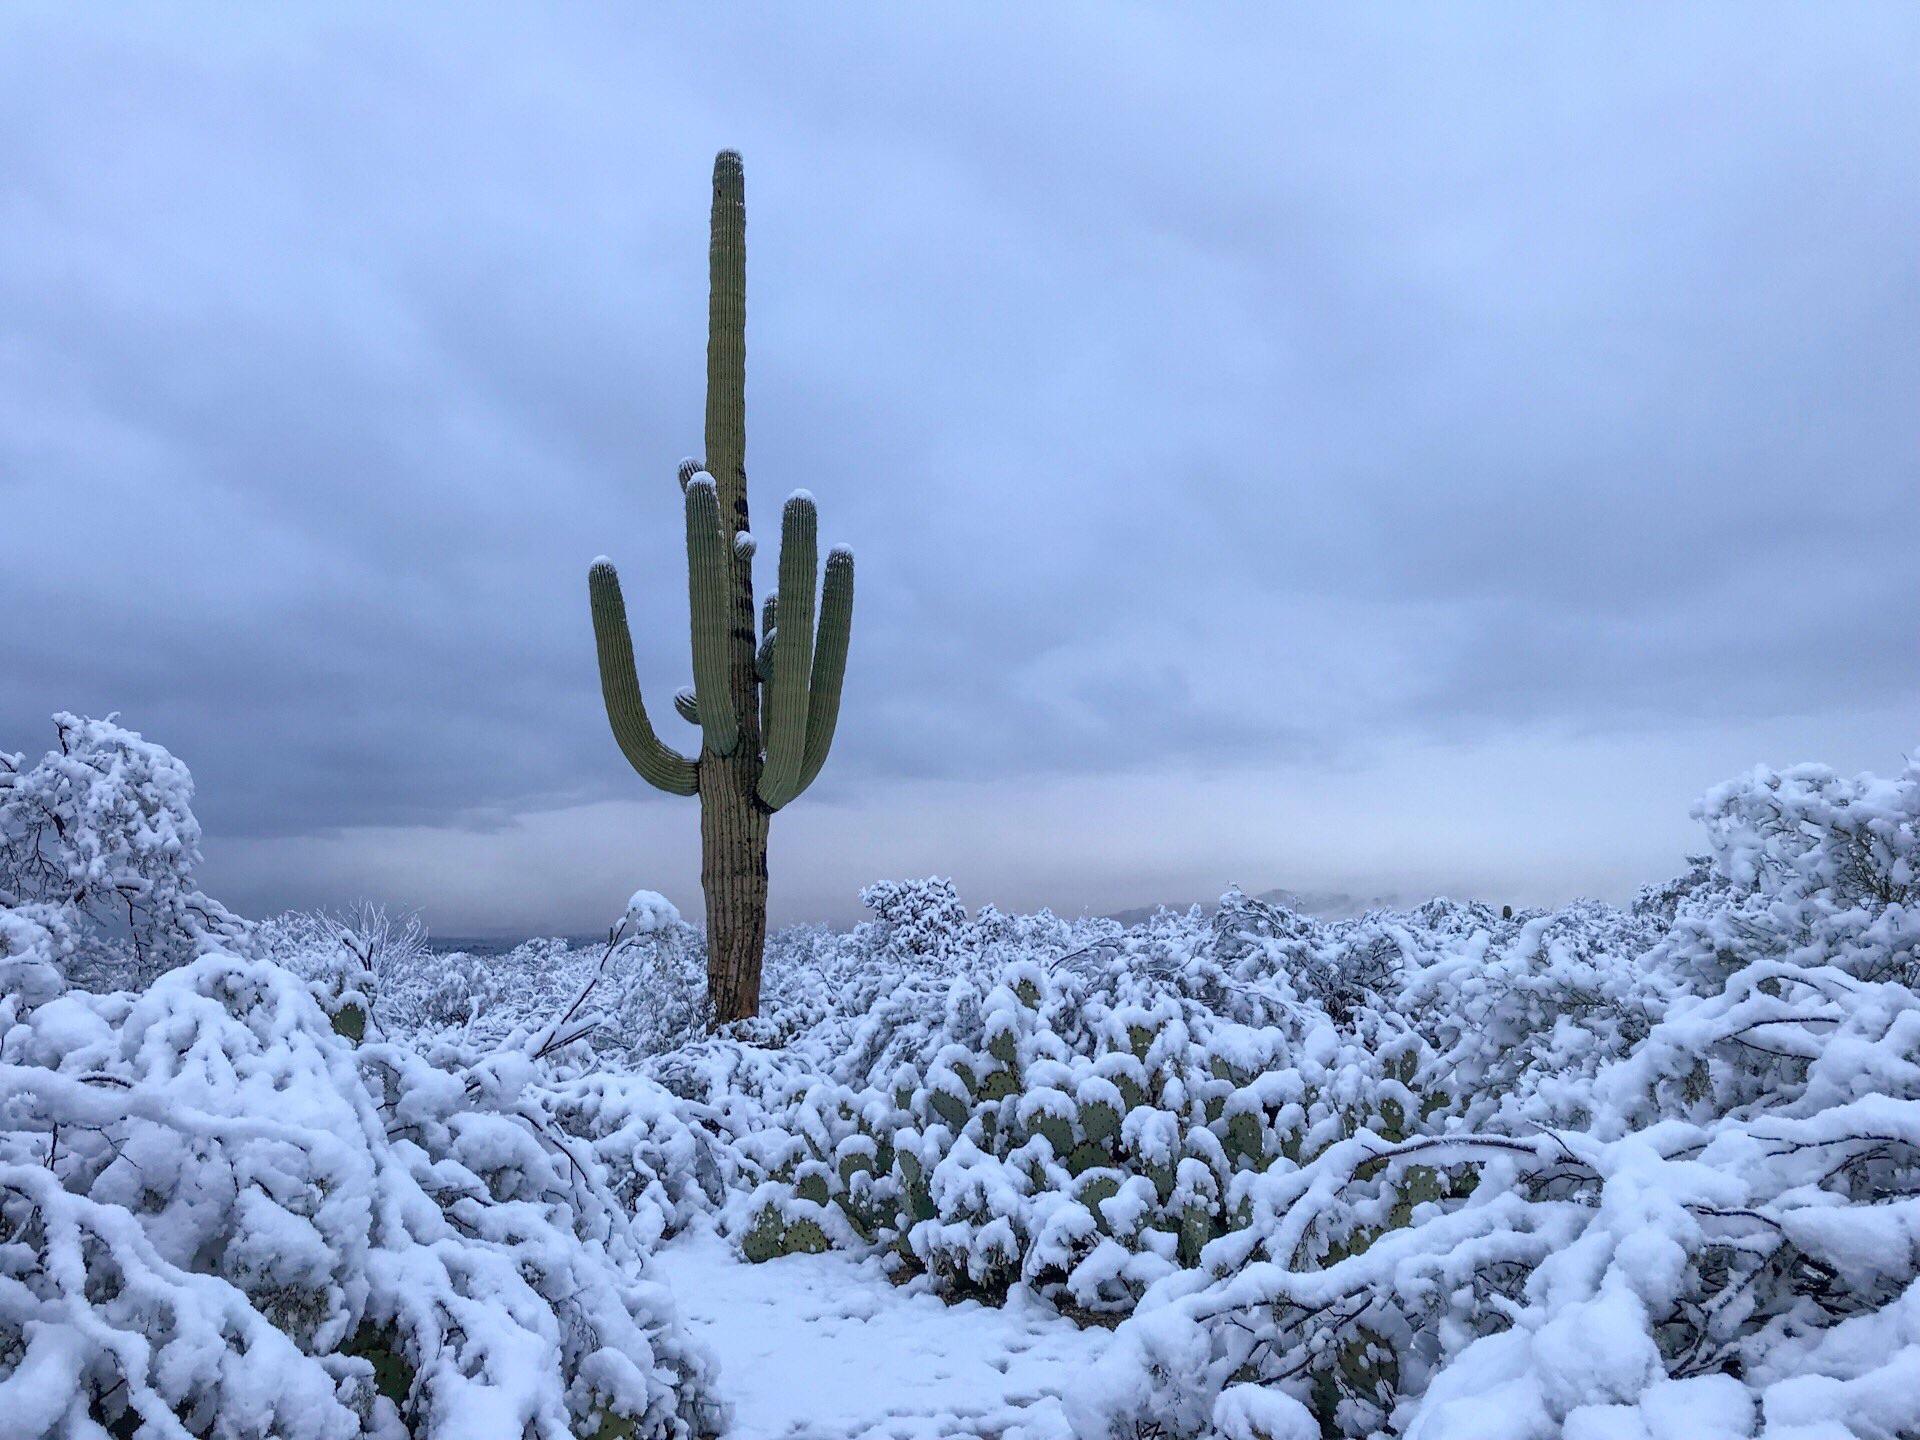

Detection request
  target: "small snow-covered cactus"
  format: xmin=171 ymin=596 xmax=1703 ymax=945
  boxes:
xmin=588 ymin=151 xmax=855 ymax=1024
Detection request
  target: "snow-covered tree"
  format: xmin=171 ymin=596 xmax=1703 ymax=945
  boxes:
xmin=0 ymin=713 xmax=243 ymax=988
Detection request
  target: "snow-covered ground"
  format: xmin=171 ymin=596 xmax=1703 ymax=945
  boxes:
xmin=656 ymin=1221 xmax=1108 ymax=1439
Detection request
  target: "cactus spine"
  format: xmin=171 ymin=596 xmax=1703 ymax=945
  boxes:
xmin=587 ymin=150 xmax=854 ymax=1024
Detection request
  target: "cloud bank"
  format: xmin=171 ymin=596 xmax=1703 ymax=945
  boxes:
xmin=5 ymin=6 xmax=1915 ymax=931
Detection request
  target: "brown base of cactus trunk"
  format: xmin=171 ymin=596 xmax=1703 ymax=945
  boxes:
xmin=699 ymin=752 xmax=770 ymax=1026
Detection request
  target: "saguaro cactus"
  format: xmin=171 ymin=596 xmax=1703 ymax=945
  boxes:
xmin=588 ymin=151 xmax=854 ymax=1025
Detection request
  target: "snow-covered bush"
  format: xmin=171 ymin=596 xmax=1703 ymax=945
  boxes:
xmin=0 ymin=713 xmax=243 ymax=988
xmin=0 ymin=719 xmax=725 ymax=1437
xmin=1399 ymin=896 xmax=1674 ymax=1132
xmin=700 ymin=884 xmax=1440 ymax=1333
xmin=855 ymin=876 xmax=976 ymax=964
xmin=1068 ymin=751 xmax=1920 ymax=1439
xmin=260 ymin=891 xmax=715 ymax=1064
xmin=255 ymin=904 xmax=431 ymax=1041
xmin=0 ymin=951 xmax=722 ymax=1438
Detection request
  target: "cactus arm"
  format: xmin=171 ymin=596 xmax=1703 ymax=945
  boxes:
xmin=684 ymin=475 xmax=739 ymax=756
xmin=672 ymin=687 xmax=699 ymax=726
xmin=794 ymin=545 xmax=853 ymax=797
xmin=587 ymin=560 xmax=698 ymax=796
xmin=755 ymin=493 xmax=818 ymax=809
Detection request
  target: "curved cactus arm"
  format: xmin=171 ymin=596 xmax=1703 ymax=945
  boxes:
xmin=672 ymin=687 xmax=700 ymax=726
xmin=587 ymin=560 xmax=697 ymax=796
xmin=755 ymin=493 xmax=818 ymax=809
xmin=684 ymin=476 xmax=740 ymax=757
xmin=794 ymin=544 xmax=853 ymax=798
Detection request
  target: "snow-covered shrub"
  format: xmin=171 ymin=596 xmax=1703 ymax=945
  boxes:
xmin=0 ymin=721 xmax=725 ymax=1437
xmin=714 ymin=891 xmax=1437 ymax=1330
xmin=855 ymin=876 xmax=975 ymax=964
xmin=274 ymin=892 xmax=714 ymax=1065
xmin=256 ymin=904 xmax=431 ymax=1041
xmin=1398 ymin=896 xmax=1674 ymax=1131
xmin=0 ymin=900 xmax=72 ymax=1011
xmin=1069 ymin=749 xmax=1920 ymax=1440
xmin=0 ymin=713 xmax=243 ymax=988
xmin=0 ymin=949 xmax=723 ymax=1439
xmin=1209 ymin=885 xmax=1394 ymax=1026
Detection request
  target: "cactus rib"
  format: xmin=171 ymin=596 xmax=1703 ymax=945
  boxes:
xmin=757 ymin=595 xmax=777 ymax=681
xmin=758 ymin=594 xmax=778 ymax=739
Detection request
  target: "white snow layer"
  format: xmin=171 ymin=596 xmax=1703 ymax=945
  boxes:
xmin=655 ymin=1221 xmax=1107 ymax=1439
xmin=626 ymin=888 xmax=683 ymax=934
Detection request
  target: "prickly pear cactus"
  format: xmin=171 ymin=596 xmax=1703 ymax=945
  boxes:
xmin=724 ymin=951 xmax=1444 ymax=1329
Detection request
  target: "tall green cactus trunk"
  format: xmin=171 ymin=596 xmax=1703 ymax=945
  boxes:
xmin=698 ymin=150 xmax=768 ymax=1020
xmin=588 ymin=151 xmax=854 ymax=1027
xmin=698 ymin=754 xmax=769 ymax=1021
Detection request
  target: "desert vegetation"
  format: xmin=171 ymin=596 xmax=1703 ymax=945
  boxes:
xmin=5 ymin=710 xmax=1916 ymax=1437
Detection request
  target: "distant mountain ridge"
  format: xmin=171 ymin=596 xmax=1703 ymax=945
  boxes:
xmin=428 ymin=934 xmax=603 ymax=957
xmin=428 ymin=888 xmax=1419 ymax=953
xmin=1103 ymin=886 xmax=1416 ymax=928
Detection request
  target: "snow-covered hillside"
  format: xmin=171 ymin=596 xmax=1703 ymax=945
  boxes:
xmin=5 ymin=714 xmax=1918 ymax=1438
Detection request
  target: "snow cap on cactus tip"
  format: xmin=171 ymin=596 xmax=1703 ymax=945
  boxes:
xmin=677 ymin=458 xmax=701 ymax=491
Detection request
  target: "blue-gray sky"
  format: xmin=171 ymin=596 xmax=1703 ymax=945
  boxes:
xmin=5 ymin=6 xmax=1917 ymax=934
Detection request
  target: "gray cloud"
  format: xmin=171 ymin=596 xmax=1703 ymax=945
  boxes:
xmin=4 ymin=5 xmax=1916 ymax=931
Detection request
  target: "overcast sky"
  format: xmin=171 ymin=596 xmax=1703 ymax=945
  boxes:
xmin=5 ymin=6 xmax=1916 ymax=935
